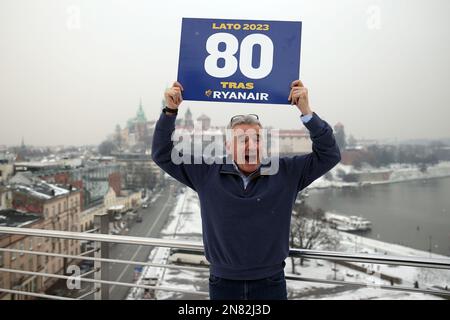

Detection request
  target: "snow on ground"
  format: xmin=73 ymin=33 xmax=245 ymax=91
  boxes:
xmin=337 ymin=233 xmax=450 ymax=291
xmin=127 ymin=189 xmax=208 ymax=300
xmin=308 ymin=161 xmax=450 ymax=190
xmin=155 ymin=188 xmax=207 ymax=300
xmin=127 ymin=187 xmax=449 ymax=300
xmin=312 ymin=287 xmax=441 ymax=300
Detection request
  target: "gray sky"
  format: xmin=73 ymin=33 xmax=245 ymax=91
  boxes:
xmin=1 ymin=0 xmax=449 ymax=146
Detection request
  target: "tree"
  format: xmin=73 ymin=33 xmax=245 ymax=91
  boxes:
xmin=419 ymin=162 xmax=428 ymax=173
xmin=323 ymin=172 xmax=333 ymax=181
xmin=352 ymin=158 xmax=363 ymax=170
xmin=336 ymin=169 xmax=346 ymax=180
xmin=289 ymin=203 xmax=340 ymax=274
xmin=98 ymin=140 xmax=117 ymax=156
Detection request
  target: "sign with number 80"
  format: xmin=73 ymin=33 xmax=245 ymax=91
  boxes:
xmin=178 ymin=18 xmax=302 ymax=105
xmin=205 ymin=33 xmax=274 ymax=79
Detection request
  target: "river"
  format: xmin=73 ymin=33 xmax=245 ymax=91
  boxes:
xmin=305 ymin=177 xmax=450 ymax=257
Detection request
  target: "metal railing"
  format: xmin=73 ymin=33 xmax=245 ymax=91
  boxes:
xmin=1 ymin=220 xmax=450 ymax=300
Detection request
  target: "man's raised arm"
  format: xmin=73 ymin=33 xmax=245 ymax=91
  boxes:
xmin=287 ymin=80 xmax=341 ymax=191
xmin=151 ymin=82 xmax=207 ymax=191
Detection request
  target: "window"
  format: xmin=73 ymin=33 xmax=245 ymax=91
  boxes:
xmin=44 ymin=208 xmax=49 ymax=219
xmin=28 ymin=257 xmax=34 ymax=271
xmin=58 ymin=203 xmax=61 ymax=214
xmin=19 ymin=241 xmax=24 ymax=256
xmin=29 ymin=239 xmax=33 ymax=251
xmin=0 ymin=251 xmax=3 ymax=267
xmin=11 ymin=250 xmax=16 ymax=262
xmin=39 ymin=255 xmax=45 ymax=269
xmin=64 ymin=201 xmax=67 ymax=211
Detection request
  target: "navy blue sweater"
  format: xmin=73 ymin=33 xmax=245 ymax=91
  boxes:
xmin=152 ymin=112 xmax=341 ymax=280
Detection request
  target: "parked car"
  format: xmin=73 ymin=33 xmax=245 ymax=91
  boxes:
xmin=79 ymin=260 xmax=94 ymax=273
xmin=168 ymin=248 xmax=209 ymax=266
xmin=85 ymin=241 xmax=95 ymax=251
xmin=143 ymin=277 xmax=158 ymax=299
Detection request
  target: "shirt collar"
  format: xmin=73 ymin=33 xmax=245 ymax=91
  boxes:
xmin=232 ymin=161 xmax=260 ymax=178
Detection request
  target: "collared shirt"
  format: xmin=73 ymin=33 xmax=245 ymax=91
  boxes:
xmin=232 ymin=162 xmax=258 ymax=189
xmin=232 ymin=115 xmax=312 ymax=188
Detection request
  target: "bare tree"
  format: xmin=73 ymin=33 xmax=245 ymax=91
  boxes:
xmin=290 ymin=203 xmax=340 ymax=274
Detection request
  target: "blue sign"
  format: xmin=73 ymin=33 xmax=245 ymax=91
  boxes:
xmin=177 ymin=18 xmax=302 ymax=105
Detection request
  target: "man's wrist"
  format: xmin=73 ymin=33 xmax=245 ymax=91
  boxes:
xmin=300 ymin=113 xmax=313 ymax=124
xmin=300 ymin=108 xmax=313 ymax=116
xmin=163 ymin=106 xmax=178 ymax=115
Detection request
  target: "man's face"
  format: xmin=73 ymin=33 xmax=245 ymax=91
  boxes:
xmin=230 ymin=124 xmax=262 ymax=175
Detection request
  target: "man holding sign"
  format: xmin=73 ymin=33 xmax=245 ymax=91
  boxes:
xmin=177 ymin=18 xmax=302 ymax=105
xmin=152 ymin=79 xmax=341 ymax=300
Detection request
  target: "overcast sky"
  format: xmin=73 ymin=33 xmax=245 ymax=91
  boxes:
xmin=1 ymin=0 xmax=449 ymax=146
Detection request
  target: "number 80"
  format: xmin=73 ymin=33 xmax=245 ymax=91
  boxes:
xmin=204 ymin=33 xmax=274 ymax=79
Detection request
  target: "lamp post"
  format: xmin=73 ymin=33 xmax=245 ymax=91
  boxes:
xmin=428 ymin=235 xmax=432 ymax=258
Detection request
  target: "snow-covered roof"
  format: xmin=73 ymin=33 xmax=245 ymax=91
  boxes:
xmin=108 ymin=205 xmax=125 ymax=211
xmin=0 ymin=209 xmax=41 ymax=228
xmin=13 ymin=181 xmax=73 ymax=200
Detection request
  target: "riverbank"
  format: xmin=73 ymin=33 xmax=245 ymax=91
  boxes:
xmin=308 ymin=161 xmax=450 ymax=190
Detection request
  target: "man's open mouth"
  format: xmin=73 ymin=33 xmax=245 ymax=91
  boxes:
xmin=244 ymin=154 xmax=259 ymax=164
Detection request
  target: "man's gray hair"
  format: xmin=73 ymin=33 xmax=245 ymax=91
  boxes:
xmin=227 ymin=115 xmax=263 ymax=129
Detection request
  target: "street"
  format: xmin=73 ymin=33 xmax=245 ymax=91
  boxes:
xmin=107 ymin=183 xmax=178 ymax=299
xmin=45 ymin=181 xmax=179 ymax=300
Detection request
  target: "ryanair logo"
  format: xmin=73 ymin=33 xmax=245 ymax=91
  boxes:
xmin=204 ymin=82 xmax=269 ymax=101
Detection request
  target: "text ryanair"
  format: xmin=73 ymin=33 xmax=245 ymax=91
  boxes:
xmin=209 ymin=91 xmax=269 ymax=101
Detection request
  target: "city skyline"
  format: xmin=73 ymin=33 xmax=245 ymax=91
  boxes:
xmin=1 ymin=0 xmax=450 ymax=146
